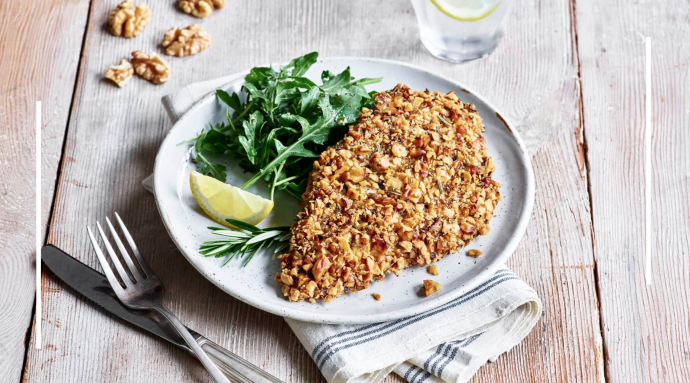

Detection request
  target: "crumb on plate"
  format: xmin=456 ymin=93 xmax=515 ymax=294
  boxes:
xmin=423 ymin=280 xmax=442 ymax=296
xmin=467 ymin=249 xmax=483 ymax=257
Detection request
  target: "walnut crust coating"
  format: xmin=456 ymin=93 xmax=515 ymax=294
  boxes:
xmin=276 ymin=84 xmax=501 ymax=303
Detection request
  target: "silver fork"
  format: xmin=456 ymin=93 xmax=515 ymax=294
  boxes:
xmin=86 ymin=213 xmax=277 ymax=383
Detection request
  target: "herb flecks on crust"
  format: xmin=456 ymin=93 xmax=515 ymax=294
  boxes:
xmin=276 ymin=84 xmax=501 ymax=302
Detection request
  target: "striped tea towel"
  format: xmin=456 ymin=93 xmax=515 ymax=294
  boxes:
xmin=142 ymin=77 xmax=542 ymax=383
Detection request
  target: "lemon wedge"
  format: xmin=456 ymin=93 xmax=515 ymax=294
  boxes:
xmin=429 ymin=0 xmax=501 ymax=21
xmin=189 ymin=171 xmax=274 ymax=227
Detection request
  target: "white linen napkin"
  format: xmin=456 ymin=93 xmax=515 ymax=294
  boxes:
xmin=142 ymin=77 xmax=542 ymax=383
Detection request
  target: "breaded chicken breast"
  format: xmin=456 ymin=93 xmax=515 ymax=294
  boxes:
xmin=276 ymin=84 xmax=501 ymax=302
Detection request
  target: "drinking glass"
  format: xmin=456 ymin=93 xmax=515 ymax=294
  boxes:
xmin=410 ymin=0 xmax=515 ymax=63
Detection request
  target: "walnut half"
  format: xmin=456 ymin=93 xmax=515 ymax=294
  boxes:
xmin=178 ymin=0 xmax=224 ymax=18
xmin=131 ymin=51 xmax=170 ymax=84
xmin=105 ymin=59 xmax=134 ymax=88
xmin=108 ymin=0 xmax=150 ymax=38
xmin=162 ymin=25 xmax=212 ymax=57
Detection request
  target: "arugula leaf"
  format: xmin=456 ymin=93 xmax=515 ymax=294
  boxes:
xmin=245 ymin=66 xmax=275 ymax=86
xmin=240 ymin=91 xmax=362 ymax=189
xmin=280 ymin=52 xmax=318 ymax=77
xmin=273 ymin=81 xmax=302 ymax=108
xmin=186 ymin=52 xmax=382 ymax=202
xmin=215 ymin=90 xmax=244 ymax=115
xmin=238 ymin=111 xmax=263 ymax=165
xmin=274 ymin=137 xmax=318 ymax=158
xmin=321 ymin=68 xmax=352 ymax=93
xmin=299 ymin=86 xmax=321 ymax=116
xmin=199 ymin=127 xmax=230 ymax=155
xmin=194 ymin=130 xmax=227 ymax=182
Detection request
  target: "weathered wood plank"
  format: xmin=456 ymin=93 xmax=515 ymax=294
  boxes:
xmin=575 ymin=0 xmax=690 ymax=381
xmin=0 ymin=0 xmax=90 ymax=382
xmin=23 ymin=0 xmax=603 ymax=382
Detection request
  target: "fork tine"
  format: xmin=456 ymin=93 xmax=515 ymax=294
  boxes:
xmin=87 ymin=227 xmax=126 ymax=294
xmin=105 ymin=217 xmax=144 ymax=282
xmin=96 ymin=221 xmax=134 ymax=286
xmin=114 ymin=212 xmax=154 ymax=278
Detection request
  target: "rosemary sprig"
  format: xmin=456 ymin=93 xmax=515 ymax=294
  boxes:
xmin=199 ymin=219 xmax=291 ymax=267
xmin=438 ymin=115 xmax=452 ymax=125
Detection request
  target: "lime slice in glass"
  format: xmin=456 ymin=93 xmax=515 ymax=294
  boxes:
xmin=429 ymin=0 xmax=501 ymax=21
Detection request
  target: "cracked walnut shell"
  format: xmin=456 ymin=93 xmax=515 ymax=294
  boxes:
xmin=105 ymin=59 xmax=134 ymax=87
xmin=178 ymin=0 xmax=224 ymax=18
xmin=108 ymin=0 xmax=150 ymax=38
xmin=162 ymin=25 xmax=212 ymax=57
xmin=131 ymin=51 xmax=170 ymax=84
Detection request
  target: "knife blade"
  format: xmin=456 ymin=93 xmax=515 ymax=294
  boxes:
xmin=41 ymin=244 xmax=191 ymax=350
xmin=41 ymin=244 xmax=284 ymax=383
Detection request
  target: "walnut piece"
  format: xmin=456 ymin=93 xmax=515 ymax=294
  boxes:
xmin=104 ymin=59 xmax=134 ymax=88
xmin=131 ymin=51 xmax=170 ymax=84
xmin=423 ymin=280 xmax=442 ymax=296
xmin=426 ymin=265 xmax=439 ymax=276
xmin=372 ymin=293 xmax=381 ymax=301
xmin=467 ymin=249 xmax=483 ymax=257
xmin=108 ymin=0 xmax=150 ymax=38
xmin=162 ymin=25 xmax=212 ymax=57
xmin=178 ymin=0 xmax=224 ymax=18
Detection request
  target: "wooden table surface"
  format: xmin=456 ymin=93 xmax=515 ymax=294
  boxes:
xmin=2 ymin=0 xmax=688 ymax=382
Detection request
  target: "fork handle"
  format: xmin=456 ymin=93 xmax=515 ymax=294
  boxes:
xmin=154 ymin=306 xmax=238 ymax=383
xmin=195 ymin=335 xmax=284 ymax=383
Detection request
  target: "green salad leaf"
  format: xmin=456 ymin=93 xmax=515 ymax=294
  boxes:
xmin=189 ymin=52 xmax=382 ymax=201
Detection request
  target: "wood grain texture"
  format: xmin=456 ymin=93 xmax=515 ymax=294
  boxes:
xmin=0 ymin=0 xmax=89 ymax=382
xmin=22 ymin=0 xmax=603 ymax=382
xmin=575 ymin=0 xmax=690 ymax=382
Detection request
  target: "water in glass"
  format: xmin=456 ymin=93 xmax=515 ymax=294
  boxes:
xmin=410 ymin=0 xmax=514 ymax=63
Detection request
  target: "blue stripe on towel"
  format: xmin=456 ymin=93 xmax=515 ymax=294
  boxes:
xmin=424 ymin=344 xmax=445 ymax=372
xmin=408 ymin=365 xmax=426 ymax=383
xmin=316 ymin=273 xmax=516 ymax=368
xmin=311 ymin=268 xmax=513 ymax=362
xmin=430 ymin=342 xmax=454 ymax=375
xmin=315 ymin=271 xmax=517 ymax=369
xmin=403 ymin=333 xmax=485 ymax=382
xmin=404 ymin=365 xmax=420 ymax=381
xmin=437 ymin=333 xmax=482 ymax=377
xmin=312 ymin=269 xmax=512 ymax=363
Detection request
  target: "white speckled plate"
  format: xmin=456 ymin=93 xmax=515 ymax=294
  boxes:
xmin=154 ymin=57 xmax=534 ymax=324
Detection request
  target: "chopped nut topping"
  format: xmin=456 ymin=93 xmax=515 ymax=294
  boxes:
xmin=178 ymin=0 xmax=224 ymax=18
xmin=423 ymin=280 xmax=442 ymax=296
xmin=467 ymin=249 xmax=483 ymax=257
xmin=427 ymin=264 xmax=439 ymax=276
xmin=276 ymin=84 xmax=500 ymax=302
xmin=162 ymin=25 xmax=212 ymax=57
xmin=391 ymin=143 xmax=408 ymax=157
xmin=104 ymin=59 xmax=134 ymax=88
xmin=372 ymin=293 xmax=381 ymax=301
xmin=131 ymin=51 xmax=170 ymax=84
xmin=108 ymin=0 xmax=150 ymax=38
